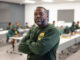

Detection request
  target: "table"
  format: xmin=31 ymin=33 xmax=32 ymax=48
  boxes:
xmin=0 ymin=30 xmax=8 ymax=35
xmin=0 ymin=30 xmax=8 ymax=43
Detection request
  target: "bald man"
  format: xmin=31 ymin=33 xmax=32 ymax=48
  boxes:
xmin=18 ymin=7 xmax=60 ymax=60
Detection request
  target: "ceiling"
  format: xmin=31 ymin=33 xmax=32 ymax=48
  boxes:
xmin=0 ymin=0 xmax=80 ymax=4
xmin=0 ymin=0 xmax=24 ymax=4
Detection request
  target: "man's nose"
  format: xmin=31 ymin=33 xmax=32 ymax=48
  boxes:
xmin=37 ymin=14 xmax=41 ymax=18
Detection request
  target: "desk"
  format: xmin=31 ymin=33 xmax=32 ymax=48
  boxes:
xmin=57 ymin=34 xmax=80 ymax=60
xmin=58 ymin=34 xmax=80 ymax=52
xmin=9 ymin=33 xmax=27 ymax=42
xmin=0 ymin=30 xmax=8 ymax=43
xmin=7 ymin=33 xmax=27 ymax=55
xmin=18 ymin=29 xmax=29 ymax=33
xmin=0 ymin=30 xmax=8 ymax=35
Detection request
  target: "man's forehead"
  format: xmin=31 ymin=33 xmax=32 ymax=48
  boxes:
xmin=35 ymin=8 xmax=46 ymax=12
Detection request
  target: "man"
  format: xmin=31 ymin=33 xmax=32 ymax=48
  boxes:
xmin=52 ymin=21 xmax=55 ymax=26
xmin=16 ymin=22 xmax=22 ymax=29
xmin=18 ymin=7 xmax=60 ymax=60
xmin=63 ymin=26 xmax=70 ymax=34
xmin=7 ymin=22 xmax=12 ymax=30
xmin=7 ymin=25 xmax=19 ymax=50
xmin=75 ymin=21 xmax=80 ymax=29
xmin=70 ymin=21 xmax=76 ymax=35
xmin=26 ymin=22 xmax=30 ymax=28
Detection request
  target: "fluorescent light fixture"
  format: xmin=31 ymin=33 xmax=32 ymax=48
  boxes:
xmin=67 ymin=0 xmax=75 ymax=1
xmin=42 ymin=0 xmax=54 ymax=2
xmin=24 ymin=0 xmax=36 ymax=3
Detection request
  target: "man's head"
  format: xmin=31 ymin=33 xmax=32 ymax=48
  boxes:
xmin=34 ymin=7 xmax=48 ymax=28
xmin=8 ymin=22 xmax=12 ymax=26
xmin=53 ymin=21 xmax=55 ymax=25
xmin=16 ymin=22 xmax=20 ymax=26
xmin=26 ymin=22 xmax=28 ymax=26
xmin=12 ymin=25 xmax=17 ymax=31
xmin=77 ymin=21 xmax=79 ymax=24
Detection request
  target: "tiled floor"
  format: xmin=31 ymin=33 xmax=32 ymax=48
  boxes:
xmin=0 ymin=45 xmax=27 ymax=60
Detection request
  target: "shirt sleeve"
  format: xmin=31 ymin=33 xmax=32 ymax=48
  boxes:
xmin=18 ymin=28 xmax=32 ymax=54
xmin=7 ymin=31 xmax=13 ymax=37
xmin=27 ymin=28 xmax=60 ymax=55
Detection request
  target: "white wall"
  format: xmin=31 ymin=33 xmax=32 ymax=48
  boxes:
xmin=25 ymin=3 xmax=80 ymax=26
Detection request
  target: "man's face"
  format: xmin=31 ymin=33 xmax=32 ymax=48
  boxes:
xmin=34 ymin=8 xmax=48 ymax=27
xmin=53 ymin=21 xmax=55 ymax=24
xmin=13 ymin=28 xmax=16 ymax=31
xmin=16 ymin=22 xmax=19 ymax=26
xmin=9 ymin=24 xmax=12 ymax=26
xmin=77 ymin=21 xmax=79 ymax=24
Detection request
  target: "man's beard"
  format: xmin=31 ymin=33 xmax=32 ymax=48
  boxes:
xmin=35 ymin=18 xmax=47 ymax=27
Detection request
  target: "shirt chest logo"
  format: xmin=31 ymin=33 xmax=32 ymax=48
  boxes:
xmin=15 ymin=31 xmax=18 ymax=34
xmin=38 ymin=32 xmax=45 ymax=40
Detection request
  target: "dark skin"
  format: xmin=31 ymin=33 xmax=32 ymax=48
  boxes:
xmin=34 ymin=7 xmax=48 ymax=28
xmin=13 ymin=28 xmax=17 ymax=31
xmin=16 ymin=22 xmax=20 ymax=27
xmin=8 ymin=22 xmax=12 ymax=28
xmin=9 ymin=24 xmax=12 ymax=27
xmin=76 ymin=21 xmax=79 ymax=25
xmin=53 ymin=21 xmax=55 ymax=25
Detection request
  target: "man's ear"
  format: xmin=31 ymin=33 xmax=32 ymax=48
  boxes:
xmin=47 ymin=15 xmax=49 ymax=21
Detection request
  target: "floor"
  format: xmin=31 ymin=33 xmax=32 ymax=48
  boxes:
xmin=0 ymin=45 xmax=27 ymax=60
xmin=0 ymin=45 xmax=80 ymax=60
xmin=66 ymin=50 xmax=80 ymax=60
xmin=0 ymin=38 xmax=80 ymax=60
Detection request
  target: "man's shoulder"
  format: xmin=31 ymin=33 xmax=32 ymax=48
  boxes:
xmin=48 ymin=24 xmax=58 ymax=30
xmin=30 ymin=26 xmax=37 ymax=29
xmin=29 ymin=26 xmax=37 ymax=32
xmin=48 ymin=24 xmax=60 ymax=34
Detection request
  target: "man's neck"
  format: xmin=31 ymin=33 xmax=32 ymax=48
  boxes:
xmin=38 ymin=24 xmax=48 ymax=28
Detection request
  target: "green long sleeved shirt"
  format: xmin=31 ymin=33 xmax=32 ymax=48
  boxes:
xmin=18 ymin=24 xmax=60 ymax=60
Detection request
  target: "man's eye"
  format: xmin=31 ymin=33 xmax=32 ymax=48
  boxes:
xmin=39 ymin=12 xmax=43 ymax=15
xmin=34 ymin=12 xmax=43 ymax=16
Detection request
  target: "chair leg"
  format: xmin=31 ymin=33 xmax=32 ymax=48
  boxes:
xmin=12 ymin=44 xmax=15 ymax=51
